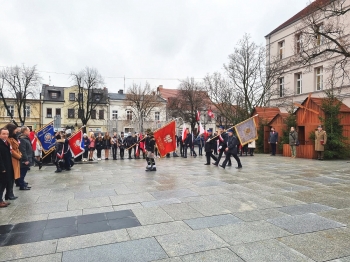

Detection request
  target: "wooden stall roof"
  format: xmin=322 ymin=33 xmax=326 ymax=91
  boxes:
xmin=251 ymin=107 xmax=281 ymax=124
xmin=267 ymin=113 xmax=289 ymax=126
xmin=305 ymin=97 xmax=350 ymax=113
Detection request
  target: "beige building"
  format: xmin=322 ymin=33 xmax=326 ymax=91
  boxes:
xmin=41 ymin=85 xmax=65 ymax=128
xmin=265 ymin=0 xmax=350 ymax=107
xmin=0 ymin=98 xmax=41 ymax=130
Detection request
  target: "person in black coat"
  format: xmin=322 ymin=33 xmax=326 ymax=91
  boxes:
xmin=268 ymin=127 xmax=278 ymax=156
xmin=178 ymin=135 xmax=184 ymax=157
xmin=184 ymin=131 xmax=191 ymax=158
xmin=0 ymin=128 xmax=14 ymax=207
xmin=111 ymin=132 xmax=118 ymax=160
xmin=125 ymin=132 xmax=134 ymax=159
xmin=204 ymin=129 xmax=218 ymax=165
xmin=145 ymin=130 xmax=156 ymax=171
xmin=95 ymin=133 xmax=104 ymax=160
xmin=82 ymin=133 xmax=90 ymax=161
xmin=118 ymin=132 xmax=126 ymax=159
xmin=18 ymin=126 xmax=33 ymax=190
xmin=213 ymin=126 xmax=231 ymax=166
xmin=220 ymin=129 xmax=242 ymax=169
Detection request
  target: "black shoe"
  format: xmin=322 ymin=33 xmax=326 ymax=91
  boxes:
xmin=19 ymin=187 xmax=31 ymax=190
xmin=39 ymin=163 xmax=43 ymax=170
xmin=55 ymin=169 xmax=62 ymax=173
xmin=204 ymin=163 xmax=210 ymax=165
xmin=236 ymin=166 xmax=243 ymax=169
xmin=70 ymin=162 xmax=75 ymax=167
xmin=183 ymin=156 xmax=187 ymax=158
xmin=66 ymin=168 xmax=71 ymax=171
xmin=227 ymin=164 xmax=232 ymax=166
xmin=5 ymin=196 xmax=18 ymax=200
xmin=219 ymin=165 xmax=225 ymax=169
xmin=151 ymin=168 xmax=157 ymax=171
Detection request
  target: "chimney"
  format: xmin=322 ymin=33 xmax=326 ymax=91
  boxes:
xmin=118 ymin=89 xmax=123 ymax=94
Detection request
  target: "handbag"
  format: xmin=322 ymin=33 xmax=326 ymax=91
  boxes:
xmin=295 ymin=140 xmax=300 ymax=146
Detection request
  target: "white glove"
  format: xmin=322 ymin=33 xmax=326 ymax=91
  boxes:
xmin=219 ymin=146 xmax=222 ymax=150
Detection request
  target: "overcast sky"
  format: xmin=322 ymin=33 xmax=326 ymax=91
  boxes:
xmin=1 ymin=0 xmax=308 ymax=93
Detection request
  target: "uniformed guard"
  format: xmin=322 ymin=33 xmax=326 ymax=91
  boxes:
xmin=315 ymin=125 xmax=327 ymax=160
xmin=213 ymin=126 xmax=231 ymax=166
xmin=204 ymin=129 xmax=218 ymax=165
xmin=145 ymin=129 xmax=156 ymax=171
xmin=220 ymin=129 xmax=242 ymax=169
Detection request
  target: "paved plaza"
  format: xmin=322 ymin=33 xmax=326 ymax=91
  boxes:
xmin=0 ymin=154 xmax=350 ymax=261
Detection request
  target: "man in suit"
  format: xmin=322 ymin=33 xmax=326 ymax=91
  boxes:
xmin=204 ymin=129 xmax=218 ymax=165
xmin=220 ymin=129 xmax=242 ymax=169
xmin=118 ymin=132 xmax=126 ymax=160
xmin=315 ymin=125 xmax=327 ymax=160
xmin=0 ymin=128 xmax=14 ymax=207
xmin=125 ymin=132 xmax=134 ymax=159
xmin=213 ymin=126 xmax=231 ymax=166
xmin=18 ymin=126 xmax=33 ymax=190
xmin=268 ymin=127 xmax=278 ymax=156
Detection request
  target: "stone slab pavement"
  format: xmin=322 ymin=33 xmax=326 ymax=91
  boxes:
xmin=0 ymin=154 xmax=350 ymax=261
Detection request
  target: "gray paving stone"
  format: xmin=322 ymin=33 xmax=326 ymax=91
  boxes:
xmin=0 ymin=240 xmax=58 ymax=261
xmin=133 ymin=207 xmax=174 ymax=225
xmin=113 ymin=203 xmax=144 ymax=211
xmin=211 ymin=221 xmax=291 ymax=245
xmin=161 ymin=203 xmax=204 ymax=220
xmin=233 ymin=208 xmax=288 ymax=222
xmin=74 ymin=189 xmax=117 ymax=199
xmin=68 ymin=197 xmax=112 ymax=210
xmin=156 ymin=229 xmax=229 ymax=257
xmin=307 ymin=176 xmax=345 ymax=185
xmin=278 ymin=203 xmax=335 ymax=215
xmin=109 ymin=192 xmax=156 ymax=205
xmin=57 ymin=229 xmax=130 ymax=252
xmin=151 ymin=189 xmax=198 ymax=200
xmin=62 ymin=237 xmax=167 ymax=262
xmin=318 ymin=208 xmax=350 ymax=225
xmin=141 ymin=198 xmax=181 ymax=208
xmin=152 ymin=258 xmax=182 ymax=262
xmin=187 ymin=200 xmax=231 ymax=216
xmin=195 ymin=181 xmax=229 ymax=187
xmin=184 ymin=214 xmax=241 ymax=229
xmin=83 ymin=206 xmax=114 ymax=215
xmin=230 ymin=239 xmax=314 ymax=262
xmin=181 ymin=248 xmax=244 ymax=262
xmin=127 ymin=221 xmax=191 ymax=240
xmin=9 ymin=253 xmax=62 ymax=262
xmin=330 ymin=257 xmax=350 ymax=262
xmin=48 ymin=210 xmax=83 ymax=219
xmin=267 ymin=213 xmax=345 ymax=234
xmin=280 ymin=228 xmax=350 ymax=262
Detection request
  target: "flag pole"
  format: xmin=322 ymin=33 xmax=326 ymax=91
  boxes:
xmin=207 ymin=114 xmax=259 ymax=142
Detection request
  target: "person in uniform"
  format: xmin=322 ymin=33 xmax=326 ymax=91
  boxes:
xmin=54 ymin=132 xmax=65 ymax=173
xmin=111 ymin=132 xmax=118 ymax=160
xmin=63 ymin=129 xmax=74 ymax=169
xmin=213 ymin=126 xmax=231 ymax=166
xmin=268 ymin=127 xmax=278 ymax=156
xmin=118 ymin=132 xmax=126 ymax=160
xmin=315 ymin=125 xmax=327 ymax=160
xmin=220 ymin=129 xmax=242 ymax=169
xmin=204 ymin=129 xmax=218 ymax=165
xmin=126 ymin=132 xmax=134 ymax=159
xmin=289 ymin=127 xmax=298 ymax=158
xmin=145 ymin=130 xmax=156 ymax=171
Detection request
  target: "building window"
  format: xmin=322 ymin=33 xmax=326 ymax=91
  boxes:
xmin=316 ymin=24 xmax=323 ymax=46
xmin=78 ymin=109 xmax=84 ymax=118
xmin=296 ymin=73 xmax=302 ymax=94
xmin=91 ymin=110 xmax=96 ymax=119
xmin=78 ymin=93 xmax=83 ymax=102
xmin=6 ymin=105 xmax=14 ymax=117
xmin=155 ymin=112 xmax=160 ymax=121
xmin=55 ymin=108 xmax=61 ymax=116
xmin=68 ymin=109 xmax=75 ymax=118
xmin=24 ymin=105 xmax=30 ymax=117
xmin=279 ymin=77 xmax=284 ymax=98
xmin=315 ymin=67 xmax=323 ymax=91
xmin=94 ymin=94 xmax=101 ymax=102
xmin=112 ymin=110 xmax=118 ymax=120
xmin=69 ymin=93 xmax=75 ymax=101
xmin=50 ymin=92 xmax=58 ymax=99
xmin=126 ymin=110 xmax=132 ymax=121
xmin=295 ymin=34 xmax=302 ymax=54
xmin=46 ymin=108 xmax=52 ymax=118
xmin=99 ymin=110 xmax=104 ymax=119
xmin=278 ymin=41 xmax=285 ymax=59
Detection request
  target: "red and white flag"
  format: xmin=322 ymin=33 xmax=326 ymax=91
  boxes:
xmin=139 ymin=133 xmax=145 ymax=153
xmin=68 ymin=130 xmax=85 ymax=157
xmin=29 ymin=131 xmax=37 ymax=151
xmin=198 ymin=122 xmax=208 ymax=139
xmin=154 ymin=120 xmax=177 ymax=157
xmin=182 ymin=123 xmax=187 ymax=142
xmin=195 ymin=110 xmax=200 ymax=122
xmin=208 ymin=108 xmax=215 ymax=119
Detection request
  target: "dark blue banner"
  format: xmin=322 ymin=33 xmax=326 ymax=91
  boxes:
xmin=37 ymin=123 xmax=56 ymax=152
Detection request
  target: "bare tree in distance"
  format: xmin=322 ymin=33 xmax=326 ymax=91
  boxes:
xmin=224 ymin=34 xmax=286 ymax=114
xmin=70 ymin=67 xmax=107 ymax=132
xmin=124 ymin=82 xmax=164 ymax=132
xmin=167 ymin=77 xmax=209 ymax=132
xmin=295 ymin=0 xmax=350 ymax=87
xmin=0 ymin=65 xmax=41 ymax=126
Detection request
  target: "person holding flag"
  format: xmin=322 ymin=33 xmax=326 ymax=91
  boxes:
xmin=213 ymin=126 xmax=232 ymax=167
xmin=144 ymin=129 xmax=156 ymax=171
xmin=204 ymin=129 xmax=218 ymax=165
xmin=220 ymin=129 xmax=242 ymax=169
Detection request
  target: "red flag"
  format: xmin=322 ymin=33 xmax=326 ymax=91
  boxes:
xmin=139 ymin=133 xmax=145 ymax=152
xmin=208 ymin=108 xmax=215 ymax=119
xmin=68 ymin=130 xmax=85 ymax=157
xmin=182 ymin=123 xmax=188 ymax=142
xmin=198 ymin=122 xmax=208 ymax=139
xmin=29 ymin=131 xmax=37 ymax=151
xmin=154 ymin=120 xmax=176 ymax=157
xmin=196 ymin=110 xmax=200 ymax=121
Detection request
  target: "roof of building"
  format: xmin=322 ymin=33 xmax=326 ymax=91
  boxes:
xmin=252 ymin=107 xmax=281 ymax=123
xmin=108 ymin=93 xmax=126 ymax=100
xmin=41 ymin=85 xmax=65 ymax=102
xmin=157 ymin=86 xmax=179 ymax=101
xmin=265 ymin=0 xmax=332 ymax=37
xmin=296 ymin=97 xmax=350 ymax=114
xmin=268 ymin=112 xmax=290 ymax=125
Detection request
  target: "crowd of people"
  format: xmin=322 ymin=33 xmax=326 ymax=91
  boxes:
xmin=0 ymin=124 xmax=42 ymax=208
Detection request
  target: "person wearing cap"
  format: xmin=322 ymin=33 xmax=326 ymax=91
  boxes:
xmin=220 ymin=129 xmax=242 ymax=169
xmin=213 ymin=126 xmax=231 ymax=166
xmin=118 ymin=132 xmax=126 ymax=159
xmin=82 ymin=133 xmax=90 ymax=162
xmin=268 ymin=127 xmax=278 ymax=156
xmin=126 ymin=132 xmax=134 ymax=159
xmin=145 ymin=130 xmax=156 ymax=171
xmin=315 ymin=125 xmax=327 ymax=160
xmin=204 ymin=129 xmax=218 ymax=165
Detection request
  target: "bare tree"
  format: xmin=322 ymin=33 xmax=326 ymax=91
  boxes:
xmin=70 ymin=67 xmax=107 ymax=131
xmin=295 ymin=0 xmax=350 ymax=86
xmin=167 ymin=78 xmax=209 ymax=132
xmin=124 ymin=82 xmax=164 ymax=132
xmin=0 ymin=65 xmax=41 ymax=126
xmin=224 ymin=34 xmax=286 ymax=114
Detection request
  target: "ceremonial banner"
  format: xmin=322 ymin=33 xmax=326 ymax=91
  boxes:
xmin=182 ymin=123 xmax=187 ymax=142
xmin=234 ymin=116 xmax=258 ymax=146
xmin=68 ymin=130 xmax=85 ymax=157
xmin=139 ymin=133 xmax=145 ymax=153
xmin=154 ymin=120 xmax=176 ymax=157
xmin=36 ymin=122 xmax=56 ymax=153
